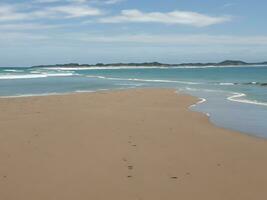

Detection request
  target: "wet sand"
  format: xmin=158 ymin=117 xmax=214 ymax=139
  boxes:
xmin=0 ymin=89 xmax=267 ymax=200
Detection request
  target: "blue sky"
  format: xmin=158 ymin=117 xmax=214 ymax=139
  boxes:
xmin=0 ymin=0 xmax=267 ymax=67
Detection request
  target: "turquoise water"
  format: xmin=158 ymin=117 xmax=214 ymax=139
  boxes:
xmin=0 ymin=65 xmax=267 ymax=137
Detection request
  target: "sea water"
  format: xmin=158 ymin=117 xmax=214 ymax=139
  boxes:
xmin=0 ymin=65 xmax=266 ymax=137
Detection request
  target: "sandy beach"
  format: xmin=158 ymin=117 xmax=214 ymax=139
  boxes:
xmin=0 ymin=89 xmax=267 ymax=200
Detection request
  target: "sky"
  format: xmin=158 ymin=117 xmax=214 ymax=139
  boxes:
xmin=0 ymin=0 xmax=267 ymax=67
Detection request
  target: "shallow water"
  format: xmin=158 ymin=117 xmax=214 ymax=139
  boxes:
xmin=0 ymin=65 xmax=266 ymax=137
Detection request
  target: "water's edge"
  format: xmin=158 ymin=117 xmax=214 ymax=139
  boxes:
xmin=1 ymin=87 xmax=265 ymax=140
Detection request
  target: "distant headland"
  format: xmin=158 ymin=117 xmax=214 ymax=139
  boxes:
xmin=31 ymin=60 xmax=267 ymax=68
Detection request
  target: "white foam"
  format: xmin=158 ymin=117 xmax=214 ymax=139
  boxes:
xmin=185 ymin=87 xmax=267 ymax=107
xmin=0 ymin=74 xmax=48 ymax=79
xmin=98 ymin=89 xmax=110 ymax=91
xmin=3 ymin=69 xmax=23 ymax=72
xmin=75 ymin=90 xmax=94 ymax=93
xmin=190 ymin=98 xmax=207 ymax=108
xmin=184 ymin=95 xmax=211 ymax=118
xmin=185 ymin=87 xmax=227 ymax=93
xmin=0 ymin=92 xmax=62 ymax=98
xmin=219 ymin=82 xmax=235 ymax=86
xmin=1 ymin=90 xmax=100 ymax=98
xmin=74 ymin=88 xmax=110 ymax=93
xmin=197 ymin=98 xmax=207 ymax=104
xmin=116 ymin=83 xmax=144 ymax=86
xmin=30 ymin=71 xmax=42 ymax=74
xmin=227 ymin=93 xmax=267 ymax=106
xmin=86 ymin=75 xmax=106 ymax=79
xmin=42 ymin=73 xmax=74 ymax=77
xmin=0 ymin=73 xmax=74 ymax=80
xmin=86 ymin=75 xmax=201 ymax=85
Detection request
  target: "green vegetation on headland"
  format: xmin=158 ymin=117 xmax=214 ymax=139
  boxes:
xmin=31 ymin=60 xmax=267 ymax=68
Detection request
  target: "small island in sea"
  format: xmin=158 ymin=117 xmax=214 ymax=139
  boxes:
xmin=31 ymin=60 xmax=267 ymax=68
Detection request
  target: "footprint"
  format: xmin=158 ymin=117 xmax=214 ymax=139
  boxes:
xmin=128 ymin=166 xmax=133 ymax=170
xmin=171 ymin=176 xmax=178 ymax=179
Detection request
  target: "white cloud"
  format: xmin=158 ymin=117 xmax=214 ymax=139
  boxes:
xmin=69 ymin=0 xmax=124 ymax=4
xmin=0 ymin=3 xmax=103 ymax=22
xmin=99 ymin=9 xmax=231 ymax=27
xmin=104 ymin=0 xmax=124 ymax=4
xmin=34 ymin=0 xmax=124 ymax=4
xmin=222 ymin=3 xmax=235 ymax=8
xmin=0 ymin=5 xmax=30 ymax=21
xmin=0 ymin=23 xmax=64 ymax=30
xmin=46 ymin=5 xmax=103 ymax=18
xmin=34 ymin=0 xmax=62 ymax=3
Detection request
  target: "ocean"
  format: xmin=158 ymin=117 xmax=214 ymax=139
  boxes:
xmin=0 ymin=65 xmax=267 ymax=138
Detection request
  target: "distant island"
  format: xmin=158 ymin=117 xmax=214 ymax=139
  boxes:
xmin=31 ymin=60 xmax=267 ymax=68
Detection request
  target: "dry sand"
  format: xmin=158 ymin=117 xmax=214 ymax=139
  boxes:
xmin=0 ymin=89 xmax=267 ymax=200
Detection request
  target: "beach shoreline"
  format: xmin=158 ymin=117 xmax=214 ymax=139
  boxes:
xmin=1 ymin=89 xmax=267 ymax=200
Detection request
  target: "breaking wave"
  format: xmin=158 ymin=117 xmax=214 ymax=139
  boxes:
xmin=0 ymin=73 xmax=75 ymax=80
xmin=85 ymin=75 xmax=202 ymax=85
